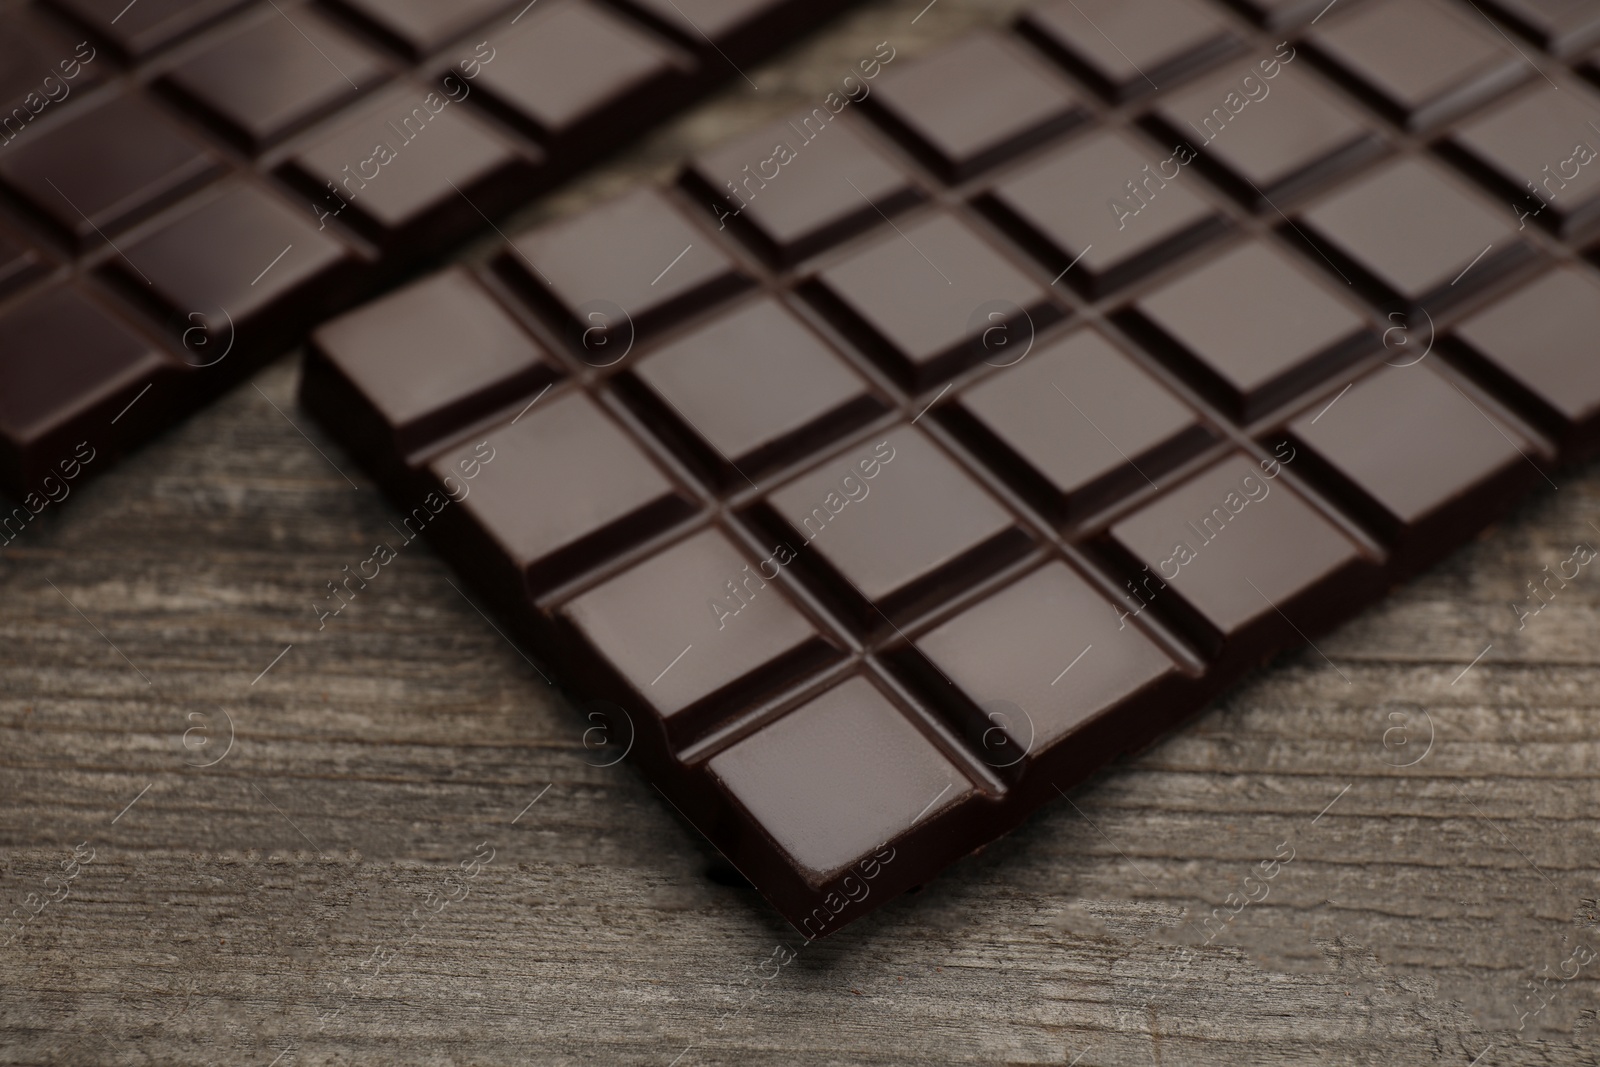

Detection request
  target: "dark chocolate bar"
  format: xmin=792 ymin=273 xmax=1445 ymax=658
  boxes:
xmin=0 ymin=0 xmax=863 ymax=502
xmin=303 ymin=0 xmax=1597 ymax=935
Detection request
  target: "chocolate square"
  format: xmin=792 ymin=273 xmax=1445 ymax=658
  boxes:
xmin=561 ymin=525 xmax=834 ymax=742
xmin=683 ymin=113 xmax=919 ymax=267
xmin=1119 ymin=239 xmax=1374 ymax=422
xmin=979 ymin=126 xmax=1228 ymax=296
xmin=0 ymin=285 xmax=178 ymax=490
xmin=1304 ymin=0 xmax=1528 ymax=131
xmin=1295 ymin=157 xmax=1536 ymax=311
xmin=916 ymin=560 xmax=1177 ymax=762
xmin=953 ymin=328 xmax=1212 ymax=523
xmin=1019 ymin=0 xmax=1241 ymax=102
xmin=1446 ymin=78 xmax=1600 ymax=240
xmin=0 ymin=92 xmax=224 ymax=251
xmin=628 ymin=296 xmax=879 ymax=486
xmin=501 ymin=186 xmax=749 ymax=355
xmin=807 ymin=211 xmax=1059 ymax=391
xmin=430 ymin=390 xmax=693 ymax=594
xmin=0 ymin=11 xmax=107 ymax=121
xmin=104 ymin=180 xmax=359 ymax=351
xmin=759 ymin=428 xmax=1028 ymax=629
xmin=158 ymin=7 xmax=388 ymax=154
xmin=1450 ymin=267 xmax=1600 ymax=458
xmin=308 ymin=267 xmax=560 ymax=458
xmin=1142 ymin=58 xmax=1386 ymax=209
xmin=709 ymin=675 xmax=972 ymax=878
xmin=1109 ymin=452 xmax=1364 ymax=653
xmin=1286 ymin=363 xmax=1537 ymax=565
xmin=284 ymin=80 xmax=542 ymax=252
xmin=467 ymin=0 xmax=691 ymax=151
xmin=864 ymin=30 xmax=1085 ymax=182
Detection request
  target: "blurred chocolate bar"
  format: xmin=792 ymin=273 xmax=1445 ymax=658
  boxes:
xmin=0 ymin=0 xmax=861 ymax=499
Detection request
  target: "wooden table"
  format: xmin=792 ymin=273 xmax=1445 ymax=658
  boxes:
xmin=5 ymin=2 xmax=1599 ymax=1062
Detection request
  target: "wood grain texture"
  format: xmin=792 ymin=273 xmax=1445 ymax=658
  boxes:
xmin=5 ymin=1 xmax=1600 ymax=1063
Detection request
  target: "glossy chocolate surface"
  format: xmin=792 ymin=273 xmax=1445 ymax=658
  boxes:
xmin=761 ymin=429 xmax=1023 ymax=618
xmin=915 ymin=561 xmax=1178 ymax=754
xmin=0 ymin=0 xmax=864 ymax=500
xmin=708 ymin=676 xmax=971 ymax=879
xmin=562 ymin=526 xmax=830 ymax=729
xmin=434 ymin=390 xmax=692 ymax=593
xmin=0 ymin=10 xmax=107 ymax=115
xmin=283 ymin=80 xmax=541 ymax=252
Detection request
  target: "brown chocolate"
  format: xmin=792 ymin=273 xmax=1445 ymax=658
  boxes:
xmin=0 ymin=0 xmax=867 ymax=500
xmin=296 ymin=1 xmax=1600 ymax=935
